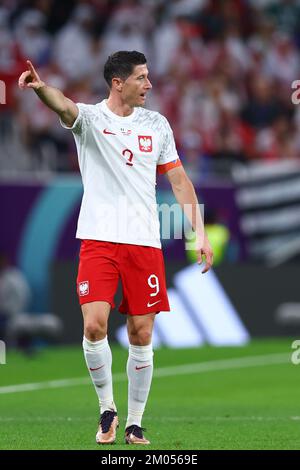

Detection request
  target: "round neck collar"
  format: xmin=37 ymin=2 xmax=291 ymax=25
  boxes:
xmin=101 ymin=99 xmax=137 ymax=121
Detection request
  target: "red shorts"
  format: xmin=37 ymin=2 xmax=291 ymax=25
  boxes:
xmin=77 ymin=240 xmax=170 ymax=315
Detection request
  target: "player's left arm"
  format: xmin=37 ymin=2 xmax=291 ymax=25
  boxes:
xmin=166 ymin=165 xmax=213 ymax=273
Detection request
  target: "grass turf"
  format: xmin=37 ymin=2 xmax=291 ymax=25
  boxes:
xmin=0 ymin=338 xmax=299 ymax=450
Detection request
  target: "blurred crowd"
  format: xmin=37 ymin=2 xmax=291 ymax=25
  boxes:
xmin=1 ymin=0 xmax=300 ymax=180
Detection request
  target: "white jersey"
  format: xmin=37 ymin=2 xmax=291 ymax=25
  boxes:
xmin=60 ymin=99 xmax=181 ymax=248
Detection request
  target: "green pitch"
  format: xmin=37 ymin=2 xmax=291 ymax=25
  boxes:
xmin=0 ymin=338 xmax=299 ymax=450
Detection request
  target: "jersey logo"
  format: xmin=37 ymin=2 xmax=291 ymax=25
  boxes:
xmin=147 ymin=300 xmax=161 ymax=308
xmin=138 ymin=135 xmax=152 ymax=152
xmin=121 ymin=128 xmax=132 ymax=136
xmin=78 ymin=281 xmax=89 ymax=296
xmin=103 ymin=128 xmax=116 ymax=135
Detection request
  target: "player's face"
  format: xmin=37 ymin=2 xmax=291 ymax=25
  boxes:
xmin=122 ymin=64 xmax=152 ymax=107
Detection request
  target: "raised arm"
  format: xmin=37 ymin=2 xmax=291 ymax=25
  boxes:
xmin=18 ymin=60 xmax=78 ymax=127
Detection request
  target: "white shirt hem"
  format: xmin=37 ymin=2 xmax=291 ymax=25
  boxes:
xmin=76 ymin=233 xmax=162 ymax=249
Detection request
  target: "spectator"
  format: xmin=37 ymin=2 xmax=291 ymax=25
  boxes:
xmin=53 ymin=4 xmax=98 ymax=81
xmin=14 ymin=9 xmax=51 ymax=66
xmin=241 ymin=75 xmax=282 ymax=129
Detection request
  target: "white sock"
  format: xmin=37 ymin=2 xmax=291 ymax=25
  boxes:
xmin=82 ymin=335 xmax=116 ymax=415
xmin=126 ymin=343 xmax=153 ymax=428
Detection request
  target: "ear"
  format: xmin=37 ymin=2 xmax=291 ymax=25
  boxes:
xmin=112 ymin=77 xmax=123 ymax=92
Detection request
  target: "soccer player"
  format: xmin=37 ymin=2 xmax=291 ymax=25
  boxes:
xmin=18 ymin=51 xmax=213 ymax=445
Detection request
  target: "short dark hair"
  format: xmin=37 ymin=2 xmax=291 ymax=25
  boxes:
xmin=104 ymin=51 xmax=147 ymax=88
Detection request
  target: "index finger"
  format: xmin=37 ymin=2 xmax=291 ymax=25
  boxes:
xmin=26 ymin=60 xmax=38 ymax=77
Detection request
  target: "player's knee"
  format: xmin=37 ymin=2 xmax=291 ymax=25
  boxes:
xmin=130 ymin=329 xmax=152 ymax=346
xmin=84 ymin=321 xmax=107 ymax=341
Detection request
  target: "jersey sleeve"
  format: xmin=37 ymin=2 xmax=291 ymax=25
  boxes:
xmin=59 ymin=103 xmax=90 ymax=135
xmin=157 ymin=116 xmax=181 ymax=174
